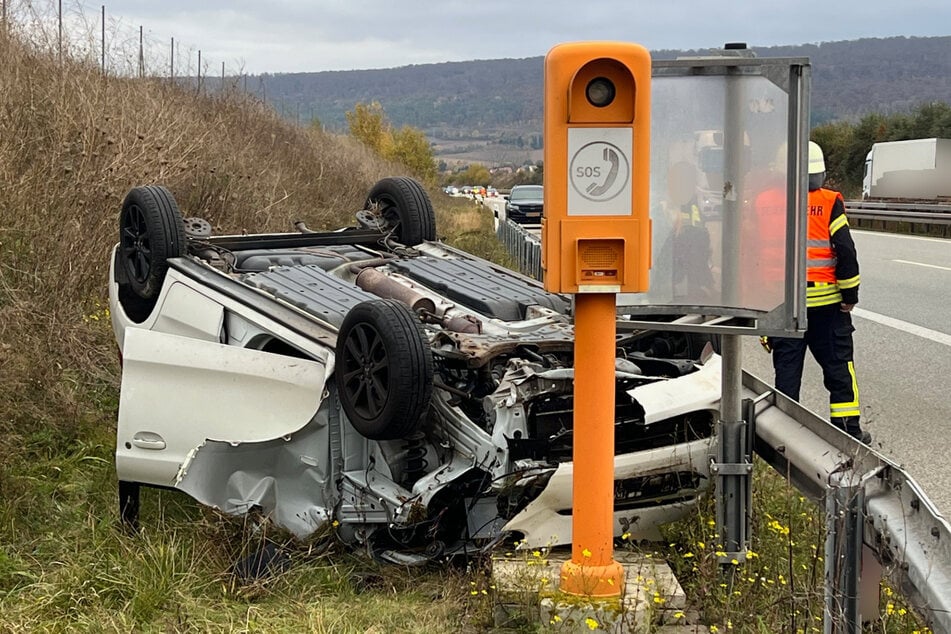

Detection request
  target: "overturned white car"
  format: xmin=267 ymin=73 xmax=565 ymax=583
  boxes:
xmin=110 ymin=177 xmax=720 ymax=560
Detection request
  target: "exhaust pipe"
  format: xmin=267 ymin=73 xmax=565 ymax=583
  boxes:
xmin=355 ymin=268 xmax=436 ymax=316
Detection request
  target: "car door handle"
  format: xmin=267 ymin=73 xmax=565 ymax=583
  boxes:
xmin=131 ymin=432 xmax=166 ymax=450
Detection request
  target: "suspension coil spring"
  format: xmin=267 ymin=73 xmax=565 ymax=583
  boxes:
xmin=402 ymin=431 xmax=429 ymax=486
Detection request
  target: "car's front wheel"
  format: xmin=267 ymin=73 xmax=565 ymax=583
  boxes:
xmin=335 ymin=299 xmax=434 ymax=440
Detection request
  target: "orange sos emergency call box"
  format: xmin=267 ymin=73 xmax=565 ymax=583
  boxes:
xmin=542 ymin=42 xmax=651 ymax=294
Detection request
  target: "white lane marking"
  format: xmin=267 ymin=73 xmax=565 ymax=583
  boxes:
xmin=892 ymin=259 xmax=951 ymax=272
xmin=852 ymin=307 xmax=951 ymax=347
xmin=852 ymin=229 xmax=950 ymax=245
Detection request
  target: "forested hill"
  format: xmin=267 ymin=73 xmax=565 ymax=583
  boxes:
xmin=259 ymin=36 xmax=951 ymax=133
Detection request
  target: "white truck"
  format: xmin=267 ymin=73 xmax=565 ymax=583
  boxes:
xmin=862 ymin=138 xmax=951 ymax=201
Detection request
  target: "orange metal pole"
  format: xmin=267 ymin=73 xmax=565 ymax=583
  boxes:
xmin=560 ymin=292 xmax=623 ymax=597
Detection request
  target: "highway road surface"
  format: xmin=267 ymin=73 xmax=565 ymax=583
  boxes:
xmin=742 ymin=230 xmax=951 ymax=516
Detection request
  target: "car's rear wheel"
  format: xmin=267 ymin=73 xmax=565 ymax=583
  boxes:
xmin=336 ymin=299 xmax=434 ymax=440
xmin=364 ymin=177 xmax=436 ymax=246
xmin=119 ymin=185 xmax=186 ymax=300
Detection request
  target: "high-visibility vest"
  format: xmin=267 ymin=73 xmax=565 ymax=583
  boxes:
xmin=806 ymin=188 xmax=843 ymax=307
xmin=806 ymin=188 xmax=840 ymax=283
xmin=679 ymin=203 xmax=701 ymax=228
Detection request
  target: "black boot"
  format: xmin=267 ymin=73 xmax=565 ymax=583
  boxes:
xmin=841 ymin=416 xmax=872 ymax=445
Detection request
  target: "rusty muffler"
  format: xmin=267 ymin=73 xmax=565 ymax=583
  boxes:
xmin=355 ymin=268 xmax=436 ymax=315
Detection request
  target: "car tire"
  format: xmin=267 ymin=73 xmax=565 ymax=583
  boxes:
xmin=119 ymin=185 xmax=186 ymax=300
xmin=336 ymin=299 xmax=434 ymax=440
xmin=365 ymin=177 xmax=436 ymax=246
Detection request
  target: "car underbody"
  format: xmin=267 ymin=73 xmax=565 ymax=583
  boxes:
xmin=111 ymin=178 xmax=720 ymax=562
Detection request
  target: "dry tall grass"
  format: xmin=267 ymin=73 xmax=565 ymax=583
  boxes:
xmin=0 ymin=25 xmax=503 ymax=630
xmin=0 ymin=28 xmax=416 ymax=452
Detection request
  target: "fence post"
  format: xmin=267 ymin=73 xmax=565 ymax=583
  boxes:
xmin=100 ymin=4 xmax=105 ymax=75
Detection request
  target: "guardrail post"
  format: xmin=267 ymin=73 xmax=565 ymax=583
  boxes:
xmin=824 ymin=473 xmax=865 ymax=633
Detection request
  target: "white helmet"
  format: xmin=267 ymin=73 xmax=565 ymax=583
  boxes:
xmin=808 ymin=141 xmax=826 ymax=175
xmin=807 ymin=141 xmax=827 ymax=191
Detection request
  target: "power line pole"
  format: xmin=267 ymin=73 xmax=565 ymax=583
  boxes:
xmin=170 ymin=36 xmax=174 ymax=80
xmin=221 ymin=61 xmax=225 ymax=93
xmin=197 ymin=49 xmax=201 ymax=93
xmin=138 ymin=25 xmax=144 ymax=78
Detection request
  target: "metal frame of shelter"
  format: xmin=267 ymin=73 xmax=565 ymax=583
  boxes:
xmin=625 ymin=51 xmax=813 ymax=604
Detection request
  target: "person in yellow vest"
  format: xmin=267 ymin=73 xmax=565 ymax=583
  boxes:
xmin=767 ymin=141 xmax=870 ymax=444
xmin=667 ymin=161 xmax=714 ymax=302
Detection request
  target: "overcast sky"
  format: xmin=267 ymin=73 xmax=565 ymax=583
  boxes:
xmin=74 ymin=0 xmax=951 ymax=74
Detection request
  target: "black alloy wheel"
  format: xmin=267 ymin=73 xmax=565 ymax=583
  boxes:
xmin=336 ymin=299 xmax=433 ymax=440
xmin=118 ymin=185 xmax=186 ymax=299
xmin=364 ymin=177 xmax=436 ymax=246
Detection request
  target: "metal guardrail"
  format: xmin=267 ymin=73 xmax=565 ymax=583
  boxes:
xmin=496 ymin=219 xmax=544 ymax=280
xmin=846 ymin=201 xmax=951 ymax=237
xmin=847 ymin=200 xmax=951 ymax=213
xmin=746 ymin=371 xmax=951 ymax=633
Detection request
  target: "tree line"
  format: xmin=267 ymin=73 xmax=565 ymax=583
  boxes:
xmin=812 ymin=102 xmax=951 ymax=197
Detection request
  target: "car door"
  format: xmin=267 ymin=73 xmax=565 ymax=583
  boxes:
xmin=116 ymin=327 xmax=330 ymax=487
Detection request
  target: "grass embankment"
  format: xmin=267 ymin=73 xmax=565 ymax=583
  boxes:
xmin=0 ymin=27 xmax=928 ymax=634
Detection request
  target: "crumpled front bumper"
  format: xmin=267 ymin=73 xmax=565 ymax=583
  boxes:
xmin=502 ymin=437 xmax=714 ymax=549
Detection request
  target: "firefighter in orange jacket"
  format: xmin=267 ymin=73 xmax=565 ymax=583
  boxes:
xmin=768 ymin=141 xmax=870 ymax=443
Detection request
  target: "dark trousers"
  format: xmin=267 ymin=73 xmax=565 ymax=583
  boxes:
xmin=771 ymin=304 xmax=860 ymax=430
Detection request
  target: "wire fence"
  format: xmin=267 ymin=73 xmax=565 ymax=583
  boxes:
xmin=0 ymin=0 xmax=267 ymax=101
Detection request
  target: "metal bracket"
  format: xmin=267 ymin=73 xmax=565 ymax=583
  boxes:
xmin=711 ymin=461 xmax=753 ymax=476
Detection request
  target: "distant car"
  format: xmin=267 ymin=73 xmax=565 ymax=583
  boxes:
xmin=109 ymin=177 xmax=719 ymax=561
xmin=505 ymin=184 xmax=544 ymax=224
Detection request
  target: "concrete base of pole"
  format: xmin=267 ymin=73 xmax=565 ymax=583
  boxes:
xmin=560 ymin=559 xmax=625 ymax=598
xmin=492 ymin=549 xmax=708 ymax=632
